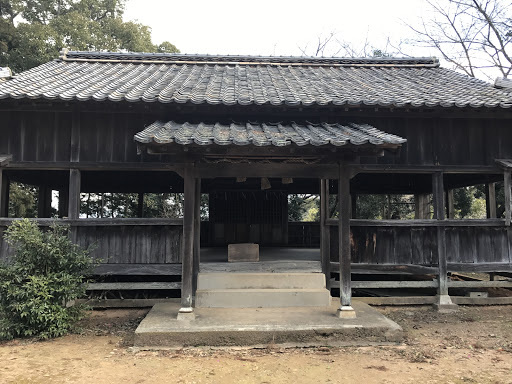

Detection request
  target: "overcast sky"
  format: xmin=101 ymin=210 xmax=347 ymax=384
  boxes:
xmin=123 ymin=0 xmax=433 ymax=57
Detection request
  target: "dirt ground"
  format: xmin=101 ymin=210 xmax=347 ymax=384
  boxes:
xmin=0 ymin=305 xmax=511 ymax=384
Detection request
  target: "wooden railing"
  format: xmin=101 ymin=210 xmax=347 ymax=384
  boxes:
xmin=0 ymin=218 xmax=183 ymax=264
xmin=1 ymin=218 xmax=512 ymax=272
xmin=328 ymin=219 xmax=512 ymax=269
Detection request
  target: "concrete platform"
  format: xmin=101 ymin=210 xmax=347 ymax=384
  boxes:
xmin=134 ymin=299 xmax=403 ymax=349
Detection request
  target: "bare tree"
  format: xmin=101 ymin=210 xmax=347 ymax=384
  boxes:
xmin=298 ymin=30 xmax=397 ymax=58
xmin=406 ymin=0 xmax=512 ymax=80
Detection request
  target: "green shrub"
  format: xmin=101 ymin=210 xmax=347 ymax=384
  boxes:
xmin=0 ymin=219 xmax=94 ymax=340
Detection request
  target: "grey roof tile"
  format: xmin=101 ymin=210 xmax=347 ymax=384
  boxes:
xmin=134 ymin=121 xmax=407 ymax=148
xmin=1 ymin=51 xmax=512 ymax=109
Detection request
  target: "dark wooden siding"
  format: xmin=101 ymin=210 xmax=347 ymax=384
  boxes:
xmin=0 ymin=220 xmax=183 ymax=264
xmin=329 ymin=221 xmax=512 ymax=266
xmin=359 ymin=117 xmax=512 ymax=167
xmin=1 ymin=110 xmax=512 ymax=167
xmin=76 ymin=224 xmax=182 ymax=264
xmin=0 ymin=111 xmax=71 ymax=162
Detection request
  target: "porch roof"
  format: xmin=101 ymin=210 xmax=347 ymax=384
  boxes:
xmin=134 ymin=120 xmax=407 ymax=147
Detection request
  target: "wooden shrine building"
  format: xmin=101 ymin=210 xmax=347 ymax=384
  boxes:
xmin=1 ymin=51 xmax=512 ymax=315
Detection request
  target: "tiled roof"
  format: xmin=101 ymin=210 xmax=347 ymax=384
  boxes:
xmin=134 ymin=121 xmax=407 ymax=147
xmin=0 ymin=51 xmax=511 ymax=108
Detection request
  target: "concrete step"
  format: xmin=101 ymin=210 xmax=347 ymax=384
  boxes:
xmin=197 ymin=272 xmax=326 ymax=290
xmin=195 ymin=288 xmax=331 ymax=308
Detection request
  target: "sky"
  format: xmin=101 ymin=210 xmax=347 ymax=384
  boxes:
xmin=123 ymin=0 xmax=433 ymax=58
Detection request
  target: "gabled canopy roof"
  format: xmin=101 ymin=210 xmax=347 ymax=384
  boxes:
xmin=0 ymin=50 xmax=511 ymax=109
xmin=134 ymin=121 xmax=406 ymax=148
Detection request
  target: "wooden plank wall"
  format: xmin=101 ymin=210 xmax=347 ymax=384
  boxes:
xmin=329 ymin=223 xmax=512 ymax=266
xmin=77 ymin=224 xmax=183 ymax=264
xmin=0 ymin=222 xmax=183 ymax=264
xmin=1 ymin=111 xmax=512 ymax=167
xmin=0 ymin=111 xmax=155 ymax=164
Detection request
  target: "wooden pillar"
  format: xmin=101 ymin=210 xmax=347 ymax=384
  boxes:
xmin=193 ymin=177 xmax=201 ymax=294
xmin=320 ymin=179 xmax=331 ymax=289
xmin=37 ymin=185 xmax=52 ymax=218
xmin=432 ymin=172 xmax=457 ymax=311
xmin=446 ymin=189 xmax=455 ymax=219
xmin=178 ymin=164 xmax=196 ymax=319
xmin=485 ymin=183 xmax=497 ymax=219
xmin=414 ymin=193 xmax=430 ymax=219
xmin=68 ymin=169 xmax=81 ymax=243
xmin=337 ymin=166 xmax=355 ymax=318
xmin=351 ymin=194 xmax=357 ymax=219
xmin=505 ymin=171 xmax=511 ymax=226
xmin=58 ymin=189 xmax=69 ymax=218
xmin=68 ymin=169 xmax=81 ymax=220
xmin=137 ymin=193 xmax=144 ymax=218
xmin=0 ymin=169 xmax=9 ymax=217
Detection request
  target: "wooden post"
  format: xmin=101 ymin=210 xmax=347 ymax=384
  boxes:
xmin=68 ymin=169 xmax=81 ymax=243
xmin=414 ymin=194 xmax=430 ymax=219
xmin=58 ymin=189 xmax=69 ymax=218
xmin=485 ymin=183 xmax=497 ymax=219
xmin=337 ymin=165 xmax=355 ymax=318
xmin=68 ymin=169 xmax=81 ymax=220
xmin=37 ymin=185 xmax=52 ymax=218
xmin=320 ymin=179 xmax=331 ymax=289
xmin=505 ymin=171 xmax=511 ymax=226
xmin=432 ymin=172 xmax=457 ymax=312
xmin=178 ymin=164 xmax=196 ymax=319
xmin=193 ymin=177 xmax=201 ymax=294
xmin=446 ymin=189 xmax=455 ymax=219
xmin=137 ymin=193 xmax=144 ymax=218
xmin=351 ymin=194 xmax=357 ymax=219
xmin=0 ymin=169 xmax=8 ymax=218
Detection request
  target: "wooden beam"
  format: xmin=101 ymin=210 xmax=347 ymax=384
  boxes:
xmin=0 ymin=217 xmax=184 ymax=227
xmin=78 ymin=298 xmax=180 ymax=309
xmin=87 ymin=282 xmax=181 ymax=290
xmin=505 ymin=171 xmax=511 ymax=226
xmin=338 ymin=165 xmax=352 ymax=308
xmin=328 ymin=218 xmax=507 ymax=227
xmin=356 ymin=164 xmax=502 ymax=174
xmin=180 ymin=164 xmax=195 ymax=314
xmin=93 ymin=263 xmax=182 ymax=276
xmin=330 ymin=262 xmax=438 ymax=275
xmin=486 ymin=182 xmax=497 ymax=219
xmin=448 ymin=280 xmax=512 ymax=288
xmin=447 ymin=262 xmax=512 ymax=273
xmin=320 ymin=179 xmax=331 ymax=288
xmin=6 ymin=161 xmax=184 ymax=172
xmin=68 ymin=169 xmax=81 ymax=220
xmin=193 ymin=177 xmax=201 ymax=294
xmin=359 ymin=296 xmax=512 ymax=306
xmin=335 ymin=280 xmax=438 ymax=289
xmin=197 ymin=163 xmax=338 ymax=179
